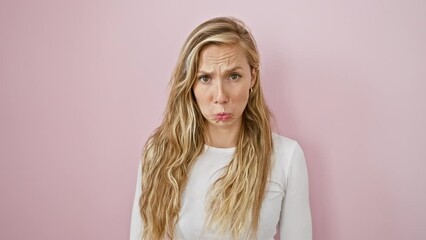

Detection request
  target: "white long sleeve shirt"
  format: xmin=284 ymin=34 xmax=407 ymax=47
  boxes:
xmin=130 ymin=134 xmax=312 ymax=240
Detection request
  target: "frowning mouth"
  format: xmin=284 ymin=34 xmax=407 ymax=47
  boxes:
xmin=213 ymin=112 xmax=233 ymax=121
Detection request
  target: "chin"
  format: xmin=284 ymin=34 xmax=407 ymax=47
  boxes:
xmin=209 ymin=119 xmax=235 ymax=127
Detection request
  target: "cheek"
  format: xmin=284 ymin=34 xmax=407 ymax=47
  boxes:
xmin=192 ymin=84 xmax=202 ymax=103
xmin=193 ymin=88 xmax=209 ymax=110
xmin=233 ymin=89 xmax=250 ymax=106
xmin=193 ymin=90 xmax=202 ymax=101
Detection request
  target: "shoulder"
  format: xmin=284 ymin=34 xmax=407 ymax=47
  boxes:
xmin=272 ymin=133 xmax=301 ymax=156
xmin=270 ymin=133 xmax=306 ymax=187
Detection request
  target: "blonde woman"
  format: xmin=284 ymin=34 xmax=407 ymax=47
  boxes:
xmin=130 ymin=17 xmax=312 ymax=240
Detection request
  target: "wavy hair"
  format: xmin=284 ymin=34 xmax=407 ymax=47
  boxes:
xmin=139 ymin=17 xmax=273 ymax=239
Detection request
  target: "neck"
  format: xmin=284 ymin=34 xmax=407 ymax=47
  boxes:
xmin=205 ymin=122 xmax=241 ymax=148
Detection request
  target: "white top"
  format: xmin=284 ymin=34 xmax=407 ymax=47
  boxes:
xmin=130 ymin=134 xmax=312 ymax=240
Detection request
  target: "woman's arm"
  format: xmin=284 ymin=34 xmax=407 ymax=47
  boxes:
xmin=279 ymin=142 xmax=312 ymax=240
xmin=130 ymin=161 xmax=143 ymax=240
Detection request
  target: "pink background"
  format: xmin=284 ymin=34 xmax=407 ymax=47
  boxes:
xmin=1 ymin=0 xmax=425 ymax=239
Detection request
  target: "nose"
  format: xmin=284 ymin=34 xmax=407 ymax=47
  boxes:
xmin=213 ymin=81 xmax=228 ymax=104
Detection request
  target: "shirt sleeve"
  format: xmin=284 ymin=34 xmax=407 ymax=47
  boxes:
xmin=130 ymin=160 xmax=143 ymax=240
xmin=279 ymin=142 xmax=312 ymax=240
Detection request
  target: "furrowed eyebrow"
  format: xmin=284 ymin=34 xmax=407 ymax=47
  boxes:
xmin=227 ymin=66 xmax=244 ymax=72
xmin=197 ymin=66 xmax=244 ymax=75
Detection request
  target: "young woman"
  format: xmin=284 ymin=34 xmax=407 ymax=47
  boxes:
xmin=130 ymin=17 xmax=312 ymax=240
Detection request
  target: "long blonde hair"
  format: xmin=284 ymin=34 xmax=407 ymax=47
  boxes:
xmin=140 ymin=17 xmax=273 ymax=239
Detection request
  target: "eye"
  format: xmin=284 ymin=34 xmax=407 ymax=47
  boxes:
xmin=198 ymin=75 xmax=211 ymax=83
xmin=229 ymin=73 xmax=241 ymax=81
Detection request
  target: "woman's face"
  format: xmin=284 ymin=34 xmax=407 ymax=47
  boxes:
xmin=193 ymin=43 xmax=255 ymax=131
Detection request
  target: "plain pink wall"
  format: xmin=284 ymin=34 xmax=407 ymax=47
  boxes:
xmin=1 ymin=0 xmax=425 ymax=239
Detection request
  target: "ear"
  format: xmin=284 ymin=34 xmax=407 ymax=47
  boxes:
xmin=250 ymin=68 xmax=257 ymax=88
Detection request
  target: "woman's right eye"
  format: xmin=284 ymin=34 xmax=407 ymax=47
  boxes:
xmin=199 ymin=75 xmax=210 ymax=83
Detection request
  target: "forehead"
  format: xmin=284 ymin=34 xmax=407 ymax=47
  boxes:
xmin=198 ymin=44 xmax=249 ymax=69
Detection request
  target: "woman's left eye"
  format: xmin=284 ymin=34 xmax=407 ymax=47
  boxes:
xmin=229 ymin=74 xmax=241 ymax=80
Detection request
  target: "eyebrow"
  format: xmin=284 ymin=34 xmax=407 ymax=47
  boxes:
xmin=197 ymin=66 xmax=244 ymax=75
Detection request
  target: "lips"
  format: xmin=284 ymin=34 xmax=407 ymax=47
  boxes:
xmin=213 ymin=112 xmax=232 ymax=121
